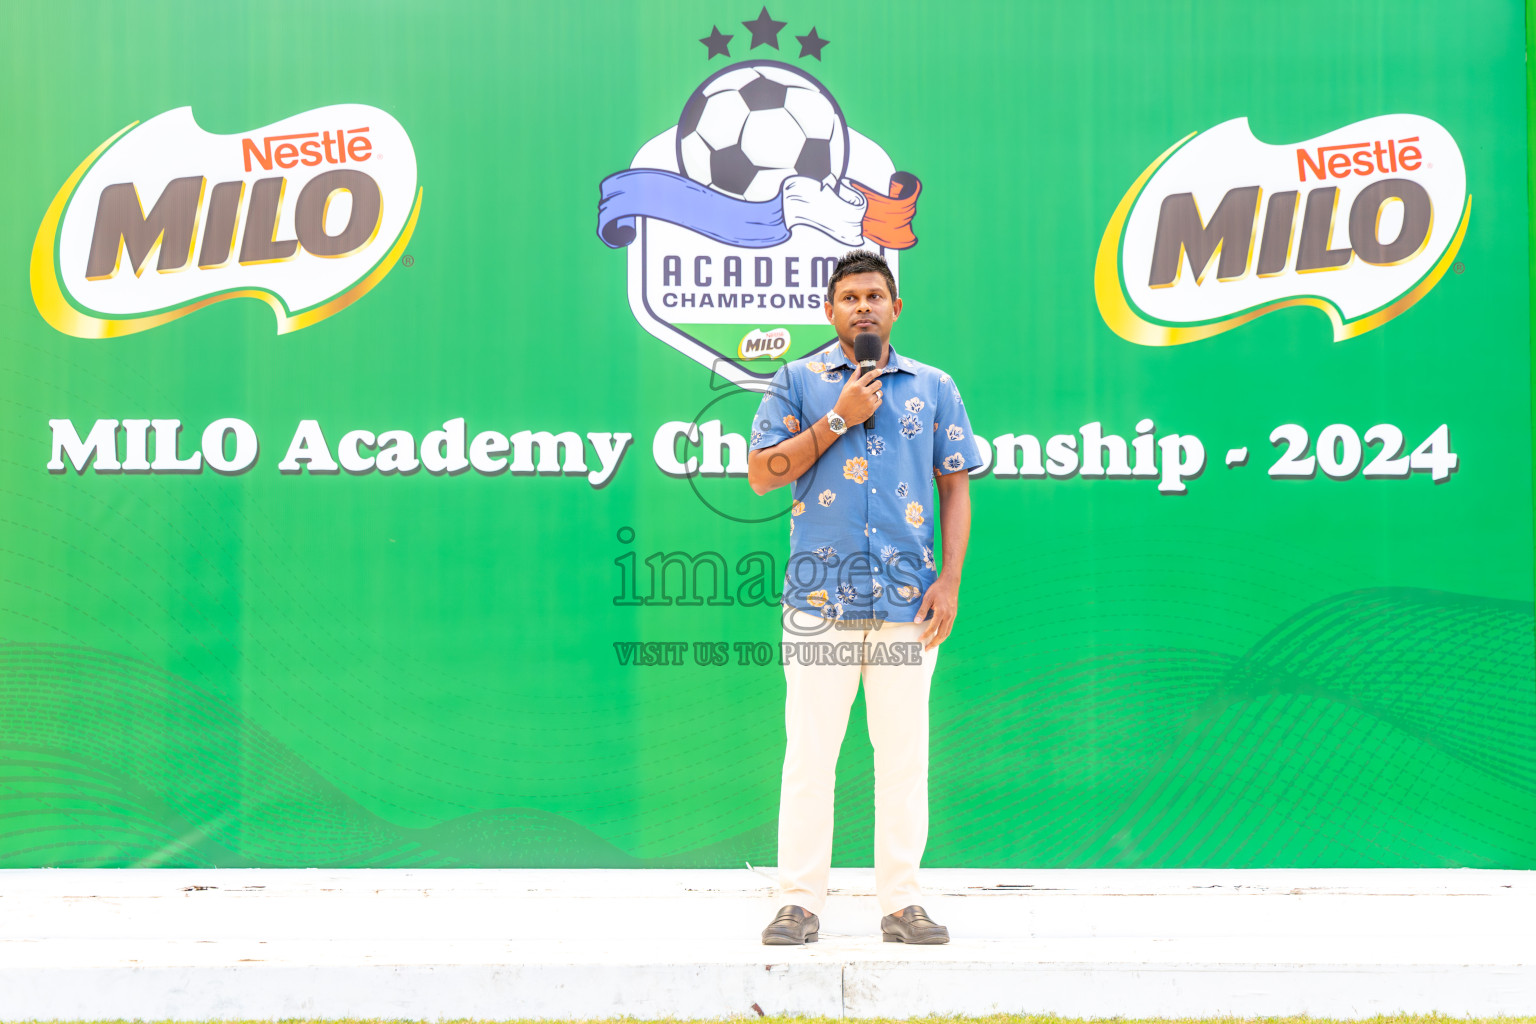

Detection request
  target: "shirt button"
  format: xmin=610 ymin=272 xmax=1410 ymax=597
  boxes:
xmin=871 ymin=488 xmax=877 ymax=493
xmin=871 ymin=527 xmax=878 ymax=533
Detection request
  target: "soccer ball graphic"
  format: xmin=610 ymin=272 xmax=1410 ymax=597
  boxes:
xmin=676 ymin=62 xmax=849 ymax=203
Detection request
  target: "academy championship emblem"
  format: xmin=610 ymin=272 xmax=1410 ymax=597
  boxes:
xmin=32 ymin=104 xmax=420 ymax=338
xmin=1096 ymin=114 xmax=1469 ymax=346
xmin=596 ymin=12 xmax=921 ymax=383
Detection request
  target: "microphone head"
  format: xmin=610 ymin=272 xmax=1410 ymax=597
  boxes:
xmin=853 ymin=331 xmax=881 ymax=366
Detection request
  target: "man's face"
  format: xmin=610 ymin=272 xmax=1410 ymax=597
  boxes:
xmin=824 ymin=271 xmax=902 ymax=348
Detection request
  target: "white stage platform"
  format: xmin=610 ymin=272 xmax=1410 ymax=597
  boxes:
xmin=2 ymin=867 xmax=1531 ymax=1020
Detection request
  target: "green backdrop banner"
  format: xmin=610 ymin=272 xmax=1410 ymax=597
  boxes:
xmin=1 ymin=0 xmax=1532 ymax=868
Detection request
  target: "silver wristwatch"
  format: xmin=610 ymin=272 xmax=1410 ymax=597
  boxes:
xmin=826 ymin=410 xmax=848 ymax=436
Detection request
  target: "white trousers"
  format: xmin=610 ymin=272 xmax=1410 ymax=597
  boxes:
xmin=776 ymin=608 xmax=941 ymax=916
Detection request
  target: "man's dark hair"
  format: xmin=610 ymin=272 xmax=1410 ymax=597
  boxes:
xmin=825 ymin=249 xmax=898 ymax=306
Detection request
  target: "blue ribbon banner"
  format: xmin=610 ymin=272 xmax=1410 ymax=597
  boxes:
xmin=597 ymin=169 xmax=791 ymax=249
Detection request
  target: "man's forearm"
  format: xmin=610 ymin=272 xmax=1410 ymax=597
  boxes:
xmin=749 ymin=414 xmax=837 ymax=493
xmin=935 ymin=476 xmax=971 ymax=581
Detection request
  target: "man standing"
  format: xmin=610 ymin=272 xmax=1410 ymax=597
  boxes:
xmin=746 ymin=250 xmax=978 ymax=945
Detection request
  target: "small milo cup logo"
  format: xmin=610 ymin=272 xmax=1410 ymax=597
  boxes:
xmin=33 ymin=104 xmax=421 ymax=338
xmin=1096 ymin=115 xmax=1469 ymax=346
xmin=738 ymin=327 xmax=791 ymax=360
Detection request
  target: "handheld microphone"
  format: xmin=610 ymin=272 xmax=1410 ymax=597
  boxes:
xmin=854 ymin=331 xmax=881 ymax=378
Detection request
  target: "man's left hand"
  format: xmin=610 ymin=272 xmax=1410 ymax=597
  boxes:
xmin=914 ymin=575 xmax=960 ymax=650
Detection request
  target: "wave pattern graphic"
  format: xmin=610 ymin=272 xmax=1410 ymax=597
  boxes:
xmin=1 ymin=587 xmax=1532 ymax=868
xmin=929 ymin=588 xmax=1535 ymax=868
xmin=0 ymin=644 xmax=635 ymax=867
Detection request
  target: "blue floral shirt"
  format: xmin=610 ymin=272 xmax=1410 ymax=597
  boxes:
xmin=749 ymin=340 xmax=981 ymax=622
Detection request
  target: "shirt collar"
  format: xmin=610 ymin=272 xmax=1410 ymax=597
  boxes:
xmin=818 ymin=341 xmax=917 ymax=375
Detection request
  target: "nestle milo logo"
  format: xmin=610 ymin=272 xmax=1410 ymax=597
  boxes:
xmin=1097 ymin=114 xmax=1469 ymax=347
xmin=738 ymin=327 xmax=791 ymax=360
xmin=33 ymin=104 xmax=421 ymax=338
